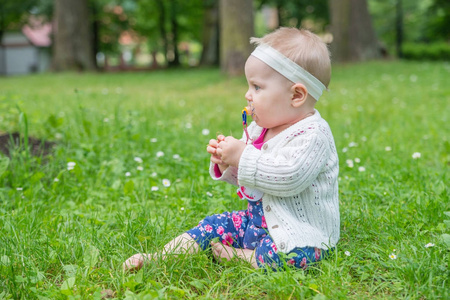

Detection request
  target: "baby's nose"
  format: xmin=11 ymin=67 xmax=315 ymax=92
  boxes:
xmin=245 ymin=90 xmax=252 ymax=101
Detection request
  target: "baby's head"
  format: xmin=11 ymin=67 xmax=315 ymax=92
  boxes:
xmin=250 ymin=27 xmax=331 ymax=100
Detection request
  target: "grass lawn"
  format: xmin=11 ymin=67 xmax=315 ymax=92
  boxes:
xmin=0 ymin=61 xmax=449 ymax=299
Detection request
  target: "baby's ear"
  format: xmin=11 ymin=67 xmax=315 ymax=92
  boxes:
xmin=291 ymin=83 xmax=308 ymax=107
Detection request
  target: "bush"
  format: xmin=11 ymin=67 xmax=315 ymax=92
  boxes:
xmin=402 ymin=42 xmax=450 ymax=61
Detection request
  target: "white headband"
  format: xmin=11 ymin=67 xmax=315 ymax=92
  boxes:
xmin=251 ymin=44 xmax=326 ymax=100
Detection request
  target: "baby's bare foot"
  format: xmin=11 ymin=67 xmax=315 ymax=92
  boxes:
xmin=122 ymin=253 xmax=152 ymax=271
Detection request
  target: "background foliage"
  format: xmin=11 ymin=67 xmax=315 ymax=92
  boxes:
xmin=2 ymin=0 xmax=449 ymax=64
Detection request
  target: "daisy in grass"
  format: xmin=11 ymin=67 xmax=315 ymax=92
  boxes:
xmin=162 ymin=179 xmax=171 ymax=187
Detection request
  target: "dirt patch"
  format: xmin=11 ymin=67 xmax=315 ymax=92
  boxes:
xmin=0 ymin=132 xmax=55 ymax=157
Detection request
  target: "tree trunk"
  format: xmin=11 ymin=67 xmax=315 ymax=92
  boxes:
xmin=52 ymin=0 xmax=96 ymax=71
xmin=220 ymin=0 xmax=254 ymax=75
xmin=200 ymin=0 xmax=220 ymax=66
xmin=395 ymin=0 xmax=403 ymax=58
xmin=329 ymin=0 xmax=381 ymax=62
xmin=156 ymin=0 xmax=168 ymax=67
xmin=169 ymin=0 xmax=180 ymax=67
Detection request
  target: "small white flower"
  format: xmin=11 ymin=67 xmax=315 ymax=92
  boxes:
xmin=361 ymin=136 xmax=367 ymax=142
xmin=348 ymin=142 xmax=358 ymax=148
xmin=150 ymin=138 xmax=158 ymax=143
xmin=151 ymin=186 xmax=159 ymax=191
xmin=162 ymin=179 xmax=171 ymax=187
xmin=173 ymin=154 xmax=181 ymax=160
xmin=16 ymin=187 xmax=23 ymax=191
xmin=412 ymin=152 xmax=421 ymax=159
xmin=67 ymin=162 xmax=76 ymax=170
xmin=185 ymin=123 xmax=192 ymax=129
xmin=385 ymin=146 xmax=392 ymax=151
xmin=151 ymin=172 xmax=157 ymax=177
xmin=125 ymin=172 xmax=131 ymax=177
xmin=54 ymin=178 xmax=59 ymax=182
xmin=342 ymin=147 xmax=348 ymax=153
xmin=358 ymin=166 xmax=366 ymax=172
xmin=180 ymin=207 xmax=185 ymax=211
xmin=206 ymin=192 xmax=213 ymax=197
xmin=202 ymin=128 xmax=210 ymax=136
xmin=156 ymin=151 xmax=164 ymax=158
xmin=103 ymin=118 xmax=109 ymax=123
xmin=425 ymin=243 xmax=435 ymax=248
xmin=354 ymin=158 xmax=361 ymax=163
xmin=137 ymin=166 xmax=144 ymax=171
xmin=346 ymin=159 xmax=354 ymax=168
xmin=134 ymin=157 xmax=143 ymax=163
xmin=389 ymin=253 xmax=397 ymax=260
xmin=344 ymin=251 xmax=351 ymax=257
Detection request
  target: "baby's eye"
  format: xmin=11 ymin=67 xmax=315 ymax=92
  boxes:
xmin=254 ymin=85 xmax=261 ymax=91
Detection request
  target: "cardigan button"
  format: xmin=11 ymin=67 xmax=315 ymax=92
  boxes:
xmin=262 ymin=144 xmax=268 ymax=150
xmin=265 ymin=205 xmax=271 ymax=212
xmin=280 ymin=242 xmax=286 ymax=249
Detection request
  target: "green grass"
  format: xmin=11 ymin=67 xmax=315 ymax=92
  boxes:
xmin=0 ymin=61 xmax=449 ymax=299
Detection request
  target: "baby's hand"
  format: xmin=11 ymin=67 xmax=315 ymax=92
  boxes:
xmin=217 ymin=136 xmax=246 ymax=168
xmin=207 ymin=135 xmax=228 ymax=169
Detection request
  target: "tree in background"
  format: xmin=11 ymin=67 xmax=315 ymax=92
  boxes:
xmin=0 ymin=1 xmax=37 ymax=42
xmin=200 ymin=0 xmax=220 ymax=66
xmin=91 ymin=0 xmax=136 ymax=67
xmin=52 ymin=0 xmax=96 ymax=71
xmin=328 ymin=0 xmax=381 ymax=62
xmin=425 ymin=0 xmax=450 ymax=42
xmin=256 ymin=0 xmax=329 ymax=31
xmin=220 ymin=0 xmax=254 ymax=75
xmin=135 ymin=0 xmax=203 ymax=67
xmin=370 ymin=0 xmax=449 ymax=58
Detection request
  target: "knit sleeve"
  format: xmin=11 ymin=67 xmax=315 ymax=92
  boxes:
xmin=209 ymin=163 xmax=239 ymax=186
xmin=237 ymin=131 xmax=330 ymax=197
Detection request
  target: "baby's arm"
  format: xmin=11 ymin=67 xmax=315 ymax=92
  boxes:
xmin=238 ymin=132 xmax=331 ymax=196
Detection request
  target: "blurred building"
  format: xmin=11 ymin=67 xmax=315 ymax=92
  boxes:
xmin=0 ymin=19 xmax=52 ymax=76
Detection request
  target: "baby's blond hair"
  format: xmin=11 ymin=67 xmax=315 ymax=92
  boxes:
xmin=250 ymin=27 xmax=331 ymax=88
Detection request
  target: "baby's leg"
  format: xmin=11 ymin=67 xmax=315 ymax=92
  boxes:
xmin=122 ymin=233 xmax=200 ymax=271
xmin=210 ymin=241 xmax=258 ymax=268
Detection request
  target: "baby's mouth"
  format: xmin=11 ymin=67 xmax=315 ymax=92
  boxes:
xmin=247 ymin=103 xmax=255 ymax=118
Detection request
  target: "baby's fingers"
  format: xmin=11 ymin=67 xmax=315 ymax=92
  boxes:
xmin=207 ymin=145 xmax=217 ymax=155
xmin=208 ymin=139 xmax=219 ymax=147
xmin=217 ymin=135 xmax=226 ymax=142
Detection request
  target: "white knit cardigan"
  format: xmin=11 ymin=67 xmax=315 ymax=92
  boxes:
xmin=209 ymin=110 xmax=340 ymax=252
